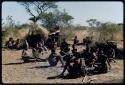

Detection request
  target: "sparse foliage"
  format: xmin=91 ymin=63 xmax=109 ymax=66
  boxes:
xmin=86 ymin=19 xmax=123 ymax=41
xmin=40 ymin=9 xmax=74 ymax=29
xmin=19 ymin=1 xmax=57 ymax=23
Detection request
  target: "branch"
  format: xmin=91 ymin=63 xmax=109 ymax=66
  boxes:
xmin=20 ymin=2 xmax=36 ymax=17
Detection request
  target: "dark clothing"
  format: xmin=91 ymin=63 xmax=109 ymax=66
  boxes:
xmin=73 ymin=38 xmax=79 ymax=45
xmin=55 ymin=32 xmax=59 ymax=42
xmin=60 ymin=41 xmax=70 ymax=52
xmin=69 ymin=63 xmax=81 ymax=75
xmin=72 ymin=52 xmax=81 ymax=60
xmin=14 ymin=40 xmax=20 ymax=49
xmin=48 ymin=53 xmax=58 ymax=66
xmin=82 ymin=51 xmax=95 ymax=67
xmin=98 ymin=53 xmax=107 ymax=63
xmin=46 ymin=37 xmax=55 ymax=49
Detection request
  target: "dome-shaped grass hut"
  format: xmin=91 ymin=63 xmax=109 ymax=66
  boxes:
xmin=26 ymin=24 xmax=49 ymax=47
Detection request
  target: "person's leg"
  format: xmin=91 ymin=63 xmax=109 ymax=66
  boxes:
xmin=57 ymin=56 xmax=64 ymax=67
xmin=60 ymin=63 xmax=68 ymax=76
xmin=22 ymin=50 xmax=26 ymax=56
xmin=107 ymin=59 xmax=111 ymax=70
xmin=43 ymin=46 xmax=47 ymax=51
xmin=22 ymin=50 xmax=24 ymax=56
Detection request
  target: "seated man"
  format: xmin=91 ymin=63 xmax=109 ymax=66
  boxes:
xmin=60 ymin=38 xmax=70 ymax=52
xmin=59 ymin=53 xmax=72 ymax=76
xmin=5 ymin=37 xmax=15 ymax=49
xmin=59 ymin=59 xmax=83 ymax=78
xmin=14 ymin=39 xmax=21 ymax=50
xmin=72 ymin=48 xmax=81 ymax=61
xmin=48 ymin=49 xmax=64 ymax=67
xmin=73 ymin=36 xmax=79 ymax=45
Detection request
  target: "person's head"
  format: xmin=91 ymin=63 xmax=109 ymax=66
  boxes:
xmin=51 ymin=49 xmax=55 ymax=53
xmin=17 ymin=39 xmax=20 ymax=41
xmin=75 ymin=36 xmax=77 ymax=39
xmin=48 ymin=34 xmax=51 ymax=38
xmin=55 ymin=26 xmax=60 ymax=30
xmin=9 ymin=37 xmax=13 ymax=41
xmin=63 ymin=38 xmax=66 ymax=42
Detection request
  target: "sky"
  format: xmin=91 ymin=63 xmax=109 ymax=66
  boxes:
xmin=2 ymin=1 xmax=123 ymax=26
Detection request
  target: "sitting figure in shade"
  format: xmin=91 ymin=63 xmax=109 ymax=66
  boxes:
xmin=5 ymin=37 xmax=15 ymax=49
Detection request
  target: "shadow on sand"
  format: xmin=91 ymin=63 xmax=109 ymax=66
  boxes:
xmin=3 ymin=56 xmax=47 ymax=65
xmin=3 ymin=62 xmax=24 ymax=65
xmin=30 ymin=65 xmax=52 ymax=69
xmin=47 ymin=74 xmax=82 ymax=80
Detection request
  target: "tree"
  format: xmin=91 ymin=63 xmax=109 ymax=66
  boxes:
xmin=61 ymin=9 xmax=74 ymax=28
xmin=86 ymin=19 xmax=97 ymax=28
xmin=19 ymin=1 xmax=57 ymax=23
xmin=5 ymin=16 xmax=15 ymax=28
xmin=40 ymin=9 xmax=74 ymax=29
xmin=86 ymin=19 xmax=123 ymax=41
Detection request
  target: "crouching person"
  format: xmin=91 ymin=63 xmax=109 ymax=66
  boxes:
xmin=21 ymin=40 xmax=29 ymax=63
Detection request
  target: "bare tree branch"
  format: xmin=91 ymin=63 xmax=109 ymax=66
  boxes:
xmin=19 ymin=1 xmax=57 ymax=23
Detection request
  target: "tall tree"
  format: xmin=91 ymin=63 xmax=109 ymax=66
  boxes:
xmin=61 ymin=9 xmax=74 ymax=28
xmin=40 ymin=9 xmax=74 ymax=29
xmin=19 ymin=1 xmax=57 ymax=23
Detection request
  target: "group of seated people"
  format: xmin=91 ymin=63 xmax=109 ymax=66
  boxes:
xmin=6 ymin=34 xmax=116 ymax=77
xmin=22 ymin=38 xmax=49 ymax=59
xmin=47 ymin=36 xmax=116 ymax=77
xmin=5 ymin=37 xmax=22 ymax=50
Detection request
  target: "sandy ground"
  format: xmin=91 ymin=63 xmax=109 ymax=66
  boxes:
xmin=2 ymin=46 xmax=124 ymax=84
